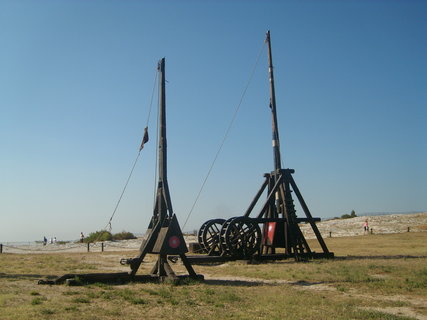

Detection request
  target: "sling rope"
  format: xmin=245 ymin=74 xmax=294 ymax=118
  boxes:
xmin=100 ymin=70 xmax=158 ymax=236
xmin=182 ymin=40 xmax=267 ymax=230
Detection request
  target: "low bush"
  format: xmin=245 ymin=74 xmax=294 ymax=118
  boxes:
xmin=112 ymin=231 xmax=136 ymax=240
xmin=84 ymin=231 xmax=113 ymax=243
xmin=341 ymin=210 xmax=357 ymax=219
xmin=84 ymin=230 xmax=136 ymax=243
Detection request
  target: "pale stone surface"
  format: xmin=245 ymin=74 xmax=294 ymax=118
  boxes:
xmin=299 ymin=212 xmax=427 ymax=239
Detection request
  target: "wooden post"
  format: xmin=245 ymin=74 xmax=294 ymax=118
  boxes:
xmin=266 ymin=30 xmax=282 ymax=172
xmin=0 ymin=244 xmax=2 ymax=253
xmin=329 ymin=232 xmax=332 ymax=238
xmin=407 ymin=227 xmax=410 ymax=232
xmin=101 ymin=242 xmax=104 ymax=252
xmin=87 ymin=243 xmax=90 ymax=252
xmin=370 ymin=228 xmax=373 ymax=234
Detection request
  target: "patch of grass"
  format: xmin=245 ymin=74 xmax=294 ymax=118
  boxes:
xmin=63 ymin=290 xmax=80 ymax=296
xmin=199 ymin=257 xmax=427 ymax=296
xmin=85 ymin=291 xmax=98 ymax=299
xmin=141 ymin=288 xmax=160 ymax=296
xmin=31 ymin=297 xmax=46 ymax=305
xmin=368 ymin=264 xmax=396 ymax=273
xmin=64 ymin=305 xmax=79 ymax=312
xmin=314 ymin=232 xmax=427 ymax=257
xmin=204 ymin=288 xmax=215 ymax=295
xmin=115 ymin=288 xmax=135 ymax=299
xmin=389 ymin=300 xmax=411 ymax=307
xmin=218 ymin=290 xmax=241 ymax=303
xmin=100 ymin=290 xmax=114 ymax=300
xmin=40 ymin=308 xmax=55 ymax=315
xmin=355 ymin=309 xmax=416 ymax=320
xmin=336 ymin=286 xmax=347 ymax=292
xmin=93 ymin=282 xmax=113 ymax=290
xmin=129 ymin=297 xmax=147 ymax=305
xmin=157 ymin=287 xmax=172 ymax=299
xmin=0 ymin=232 xmax=426 ymax=320
xmin=72 ymin=297 xmax=90 ymax=304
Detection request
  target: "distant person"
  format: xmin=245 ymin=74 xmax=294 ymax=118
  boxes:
xmin=363 ymin=220 xmax=369 ymax=234
xmin=43 ymin=236 xmax=47 ymax=246
xmin=50 ymin=237 xmax=53 ymax=244
xmin=53 ymin=237 xmax=57 ymax=244
xmin=80 ymin=232 xmax=84 ymax=243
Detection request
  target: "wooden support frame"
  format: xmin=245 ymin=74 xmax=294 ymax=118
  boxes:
xmin=123 ymin=58 xmax=203 ymax=281
xmin=40 ymin=58 xmax=203 ymax=286
xmin=195 ymin=31 xmax=333 ymax=262
xmin=244 ymin=168 xmax=332 ymax=260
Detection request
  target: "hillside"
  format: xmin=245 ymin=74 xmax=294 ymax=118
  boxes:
xmin=300 ymin=212 xmax=427 ymax=239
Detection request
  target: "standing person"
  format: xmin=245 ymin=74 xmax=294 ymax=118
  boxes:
xmin=363 ymin=220 xmax=369 ymax=234
xmin=43 ymin=236 xmax=47 ymax=246
xmin=53 ymin=237 xmax=57 ymax=244
xmin=80 ymin=232 xmax=84 ymax=243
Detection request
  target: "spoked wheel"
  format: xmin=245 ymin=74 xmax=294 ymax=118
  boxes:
xmin=197 ymin=219 xmax=226 ymax=255
xmin=220 ymin=217 xmax=261 ymax=258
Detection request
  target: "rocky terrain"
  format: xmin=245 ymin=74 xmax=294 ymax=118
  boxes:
xmin=300 ymin=212 xmax=427 ymax=239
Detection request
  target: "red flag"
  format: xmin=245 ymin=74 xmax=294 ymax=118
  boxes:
xmin=139 ymin=127 xmax=149 ymax=151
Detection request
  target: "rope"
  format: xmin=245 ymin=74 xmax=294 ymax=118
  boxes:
xmin=1 ymin=241 xmax=137 ymax=253
xmin=182 ymin=40 xmax=267 ymax=230
xmin=102 ymin=151 xmax=141 ymax=232
xmin=2 ymin=243 xmax=84 ymax=252
xmin=146 ymin=70 xmax=158 ymax=128
xmin=93 ymin=69 xmax=158 ymax=240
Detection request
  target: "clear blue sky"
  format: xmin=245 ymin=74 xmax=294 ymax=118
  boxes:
xmin=1 ymin=0 xmax=426 ymax=242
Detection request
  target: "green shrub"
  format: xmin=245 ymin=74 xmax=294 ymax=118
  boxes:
xmin=84 ymin=231 xmax=113 ymax=243
xmin=112 ymin=231 xmax=137 ymax=240
xmin=83 ymin=230 xmax=136 ymax=243
xmin=341 ymin=210 xmax=357 ymax=219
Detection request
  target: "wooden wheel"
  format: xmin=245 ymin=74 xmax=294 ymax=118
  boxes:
xmin=220 ymin=217 xmax=261 ymax=258
xmin=197 ymin=219 xmax=226 ymax=255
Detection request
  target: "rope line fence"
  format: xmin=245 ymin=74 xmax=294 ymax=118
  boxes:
xmin=0 ymin=242 xmax=207 ymax=255
xmin=0 ymin=241 xmax=143 ymax=254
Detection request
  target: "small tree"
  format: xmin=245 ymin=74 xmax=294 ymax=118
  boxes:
xmin=341 ymin=210 xmax=357 ymax=219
